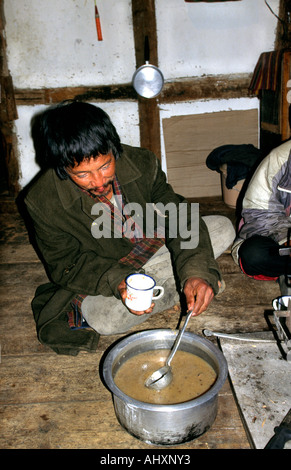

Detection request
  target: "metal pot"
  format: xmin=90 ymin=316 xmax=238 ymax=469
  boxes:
xmin=132 ymin=36 xmax=164 ymax=99
xmin=102 ymin=329 xmax=228 ymax=445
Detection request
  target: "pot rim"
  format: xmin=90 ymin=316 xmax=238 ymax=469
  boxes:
xmin=102 ymin=328 xmax=228 ymax=412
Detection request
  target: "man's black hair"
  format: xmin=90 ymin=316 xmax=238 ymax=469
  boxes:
xmin=32 ymin=100 xmax=123 ymax=179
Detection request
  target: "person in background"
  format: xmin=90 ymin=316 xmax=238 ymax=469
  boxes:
xmin=24 ymin=100 xmax=235 ymax=355
xmin=232 ymin=139 xmax=291 ymax=294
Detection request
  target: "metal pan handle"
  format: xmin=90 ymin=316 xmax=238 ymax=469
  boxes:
xmin=144 ymin=35 xmax=150 ymax=63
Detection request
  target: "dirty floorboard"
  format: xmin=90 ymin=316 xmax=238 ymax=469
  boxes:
xmin=0 ymin=196 xmax=280 ymax=450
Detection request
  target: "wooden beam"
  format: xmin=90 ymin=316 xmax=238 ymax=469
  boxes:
xmin=161 ymin=73 xmax=252 ymax=102
xmin=131 ymin=0 xmax=161 ymax=159
xmin=14 ymin=73 xmax=253 ymax=105
xmin=275 ymin=0 xmax=291 ymax=49
xmin=280 ymin=50 xmax=291 ymax=141
xmin=0 ymin=0 xmax=20 ymax=195
xmin=13 ymin=85 xmax=137 ymax=105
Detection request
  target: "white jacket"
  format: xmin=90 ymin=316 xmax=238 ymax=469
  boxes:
xmin=232 ymin=140 xmax=291 ymax=264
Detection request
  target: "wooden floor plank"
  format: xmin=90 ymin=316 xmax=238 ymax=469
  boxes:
xmin=0 ymin=244 xmax=40 ymax=264
xmin=0 ymin=380 xmax=249 ymax=449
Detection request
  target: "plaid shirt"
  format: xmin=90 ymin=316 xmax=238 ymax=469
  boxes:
xmin=68 ymin=176 xmax=165 ymax=328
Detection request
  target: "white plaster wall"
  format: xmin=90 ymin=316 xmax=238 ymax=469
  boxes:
xmin=4 ymin=0 xmax=280 ymax=188
xmin=157 ymin=0 xmax=280 ymax=78
xmin=5 ymin=0 xmax=279 ymax=87
xmin=5 ymin=0 xmax=135 ymax=88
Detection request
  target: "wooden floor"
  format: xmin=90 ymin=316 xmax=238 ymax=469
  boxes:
xmin=0 ymin=195 xmax=280 ymax=450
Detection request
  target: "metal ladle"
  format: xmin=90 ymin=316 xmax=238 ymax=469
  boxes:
xmin=144 ymin=310 xmax=193 ymax=390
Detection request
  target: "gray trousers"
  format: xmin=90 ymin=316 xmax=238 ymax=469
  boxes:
xmin=82 ymin=215 xmax=235 ymax=335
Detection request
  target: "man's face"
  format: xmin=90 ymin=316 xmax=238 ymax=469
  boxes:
xmin=66 ymin=153 xmax=116 ymax=198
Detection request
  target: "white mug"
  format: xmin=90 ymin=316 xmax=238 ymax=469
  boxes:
xmin=125 ymin=273 xmax=164 ymax=311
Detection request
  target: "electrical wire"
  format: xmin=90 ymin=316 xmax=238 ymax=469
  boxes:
xmin=265 ymin=0 xmax=288 ymax=40
xmin=264 ymin=0 xmax=284 ymax=24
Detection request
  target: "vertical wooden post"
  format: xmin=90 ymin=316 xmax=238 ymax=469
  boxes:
xmin=131 ymin=0 xmax=161 ymax=159
xmin=0 ymin=0 xmax=20 ymax=195
xmin=280 ymin=50 xmax=291 ymax=141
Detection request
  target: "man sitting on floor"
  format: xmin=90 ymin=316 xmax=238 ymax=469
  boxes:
xmin=24 ymin=100 xmax=235 ymax=355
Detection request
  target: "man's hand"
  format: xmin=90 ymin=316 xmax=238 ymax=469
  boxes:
xmin=183 ymin=277 xmax=214 ymax=316
xmin=117 ymin=279 xmax=154 ymax=316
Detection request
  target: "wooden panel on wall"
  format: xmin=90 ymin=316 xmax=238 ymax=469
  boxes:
xmin=163 ymin=109 xmax=258 ymax=198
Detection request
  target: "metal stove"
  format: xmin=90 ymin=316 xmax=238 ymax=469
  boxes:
xmin=273 ymin=295 xmax=291 ymax=362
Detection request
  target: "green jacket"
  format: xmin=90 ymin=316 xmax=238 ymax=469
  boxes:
xmin=25 ymin=144 xmax=222 ymax=355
